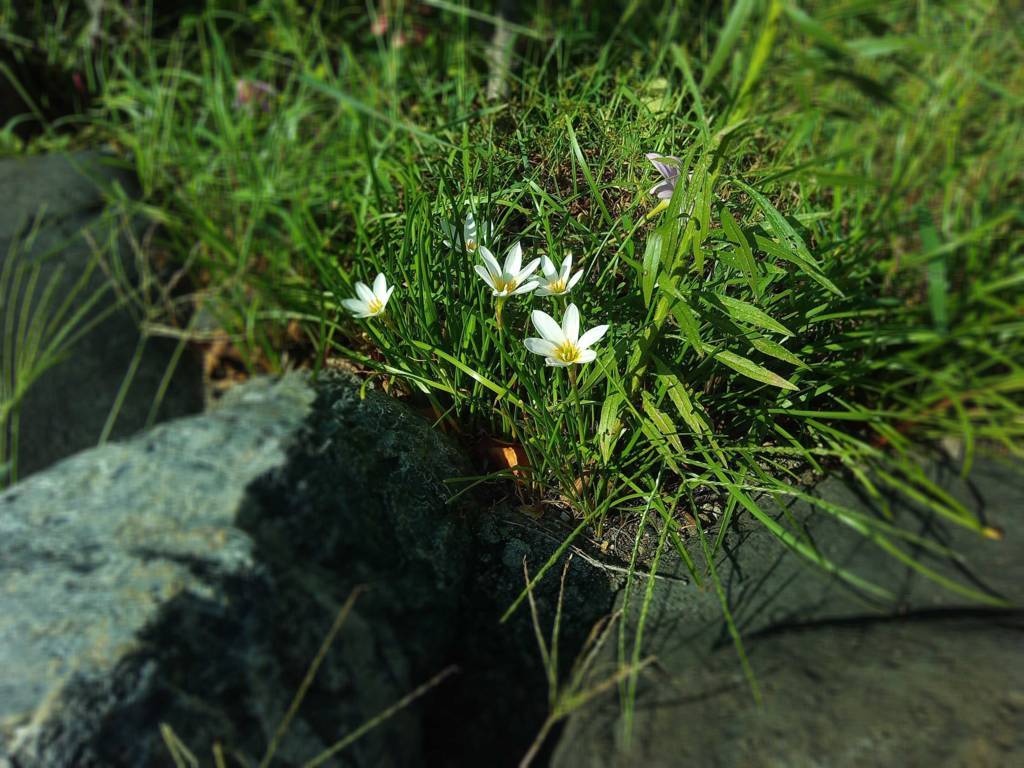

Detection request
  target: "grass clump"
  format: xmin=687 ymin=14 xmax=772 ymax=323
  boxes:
xmin=5 ymin=0 xmax=1023 ymax=646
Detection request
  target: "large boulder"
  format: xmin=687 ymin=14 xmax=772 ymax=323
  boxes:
xmin=552 ymin=456 xmax=1024 ymax=767
xmin=0 ymin=151 xmax=203 ymax=482
xmin=0 ymin=374 xmax=475 ymax=767
xmin=6 ymin=359 xmax=1018 ymax=767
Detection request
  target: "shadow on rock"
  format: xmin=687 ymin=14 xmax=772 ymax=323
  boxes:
xmin=0 ymin=374 xmax=615 ymax=767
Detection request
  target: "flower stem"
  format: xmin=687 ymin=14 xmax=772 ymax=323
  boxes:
xmin=569 ymin=369 xmax=586 ymax=442
xmin=646 ymin=199 xmax=670 ymax=219
xmin=567 ymin=365 xmax=588 ymax=493
xmin=495 ymin=297 xmax=507 ymax=331
xmin=366 ymin=316 xmax=392 ymax=352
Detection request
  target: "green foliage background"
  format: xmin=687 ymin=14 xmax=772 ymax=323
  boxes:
xmin=3 ymin=0 xmax=1022 ymax=621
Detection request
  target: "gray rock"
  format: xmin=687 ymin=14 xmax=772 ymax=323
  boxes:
xmin=552 ymin=456 xmax=1024 ymax=767
xmin=0 ymin=373 xmax=473 ymax=767
xmin=555 ymin=614 xmax=1024 ymax=767
xmin=0 ymin=151 xmax=203 ymax=482
xmin=8 ymin=353 xmax=1018 ymax=767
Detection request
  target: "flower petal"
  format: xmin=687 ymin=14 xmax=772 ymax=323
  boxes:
xmin=545 ymin=357 xmax=572 ymax=367
xmin=577 ymin=323 xmax=609 ymax=349
xmin=474 ymin=264 xmax=497 ymax=289
xmin=516 ymin=258 xmax=541 ymax=283
xmin=541 ymin=255 xmax=557 ymax=279
xmin=511 ymin=280 xmax=538 ymax=296
xmin=384 ymin=285 xmax=395 ymax=302
xmin=524 ymin=337 xmax=559 ymax=357
xmin=561 ymin=303 xmax=580 ymax=343
xmin=479 ymin=246 xmax=502 ymax=278
xmin=355 ymin=282 xmax=374 ymax=302
xmin=531 ymin=309 xmax=567 ymax=345
xmin=373 ymin=273 xmax=388 ymax=298
xmin=504 ymin=241 xmax=523 ymax=276
xmin=560 ymin=253 xmax=573 ymax=280
xmin=535 ymin=286 xmax=554 ymax=297
xmin=646 ymin=153 xmax=681 ymax=181
xmin=650 ymin=181 xmax=676 ymax=199
xmin=341 ymin=298 xmax=368 ymax=314
xmin=576 ymin=348 xmax=597 ymax=364
xmin=566 ymin=270 xmax=584 ymax=291
xmin=464 ymin=211 xmax=477 ymax=241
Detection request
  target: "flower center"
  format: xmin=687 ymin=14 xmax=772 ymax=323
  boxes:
xmin=554 ymin=341 xmax=580 ymax=363
xmin=367 ymin=297 xmax=384 ymax=315
xmin=548 ymin=278 xmax=567 ymax=293
xmin=466 ymin=239 xmax=477 ymax=252
xmin=493 ymin=276 xmax=517 ymax=293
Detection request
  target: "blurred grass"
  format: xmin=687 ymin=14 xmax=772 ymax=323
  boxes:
xmin=3 ymin=0 xmax=1022 ymax=713
xmin=0 ymin=211 xmax=120 ymax=483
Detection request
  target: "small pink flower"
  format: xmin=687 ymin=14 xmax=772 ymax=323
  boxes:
xmin=371 ymin=13 xmax=389 ymax=36
xmin=234 ymin=79 xmax=275 ymax=112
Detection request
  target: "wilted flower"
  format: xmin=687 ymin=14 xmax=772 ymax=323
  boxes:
xmin=442 ymin=211 xmax=492 ymax=254
xmin=646 ymin=153 xmax=682 ymax=201
xmin=341 ymin=273 xmax=394 ymax=318
xmin=525 ymin=304 xmax=608 ymax=367
xmin=536 ymin=253 xmax=583 ymax=297
xmin=475 ymin=242 xmax=540 ymax=297
xmin=234 ymin=79 xmax=275 ymax=112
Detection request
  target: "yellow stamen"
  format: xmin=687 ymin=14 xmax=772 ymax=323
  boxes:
xmin=554 ymin=341 xmax=580 ymax=364
xmin=548 ymin=278 xmax=567 ymax=293
xmin=466 ymin=240 xmax=477 ymax=252
xmin=367 ymin=298 xmax=384 ymax=315
xmin=493 ymin=276 xmax=518 ymax=294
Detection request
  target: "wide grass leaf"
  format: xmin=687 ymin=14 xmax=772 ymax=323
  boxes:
xmin=641 ymin=392 xmax=685 ymax=454
xmin=732 ymin=178 xmax=819 ymax=266
xmin=720 ymin=206 xmax=760 ymax=296
xmin=708 ymin=293 xmax=794 ymax=336
xmin=713 ymin=349 xmax=799 ymax=391
xmin=750 ymin=336 xmax=807 ymax=368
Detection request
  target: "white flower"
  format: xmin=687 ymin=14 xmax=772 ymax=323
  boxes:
xmin=341 ymin=273 xmax=394 ymax=318
xmin=475 ymin=241 xmax=540 ymax=297
xmin=536 ymin=253 xmax=584 ymax=297
xmin=441 ymin=211 xmax=492 ymax=253
xmin=524 ymin=303 xmax=608 ymax=367
xmin=646 ymin=153 xmax=682 ymax=201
